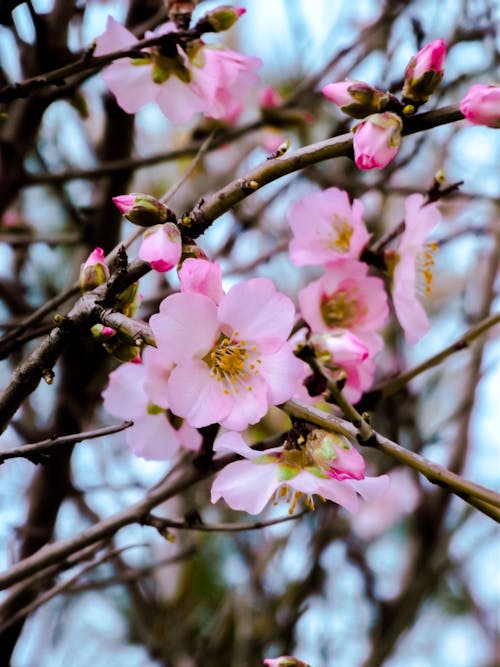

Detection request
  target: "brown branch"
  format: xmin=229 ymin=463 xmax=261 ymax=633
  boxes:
xmin=0 ymin=421 xmax=133 ymax=464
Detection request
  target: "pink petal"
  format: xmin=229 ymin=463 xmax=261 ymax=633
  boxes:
xmin=142 ymin=347 xmax=172 ymax=409
xmin=257 ymin=344 xmax=308 ymax=404
xmin=346 ymin=474 xmax=390 ymax=502
xmin=220 ymin=374 xmax=269 ymax=431
xmin=167 ymin=359 xmax=233 ymax=428
xmin=156 ymin=76 xmax=206 ymax=124
xmin=94 ymin=16 xmax=138 ymax=55
xmin=126 ymin=413 xmax=182 ymax=460
xmin=211 ymin=460 xmax=280 ymax=514
xmin=101 ymin=61 xmax=158 ymax=114
xmin=219 ymin=278 xmax=295 ymax=348
xmin=150 ymin=293 xmax=219 ymax=362
xmin=102 ymin=362 xmax=147 ymax=419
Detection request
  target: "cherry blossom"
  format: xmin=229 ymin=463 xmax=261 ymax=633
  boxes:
xmin=298 ymin=259 xmax=389 ymax=336
xmin=95 ymin=17 xmax=261 ymax=124
xmin=460 ymin=84 xmax=500 ymax=128
xmin=353 ymin=112 xmax=403 ymax=170
xmin=387 ymin=194 xmax=441 ymax=343
xmin=211 ymin=431 xmax=389 ymax=515
xmin=288 ymin=187 xmax=371 ymax=265
xmin=138 ymin=222 xmax=182 ymax=272
xmin=149 ymin=278 xmax=307 ymax=430
xmin=102 ymin=348 xmax=201 ymax=460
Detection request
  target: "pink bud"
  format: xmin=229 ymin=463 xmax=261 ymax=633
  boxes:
xmin=460 ymin=84 xmax=500 ymax=128
xmin=322 ymin=81 xmax=357 ymax=107
xmin=408 ymin=40 xmax=446 ymax=79
xmin=203 ymin=5 xmax=246 ymax=32
xmin=403 ymin=40 xmax=446 ymax=103
xmin=264 ymin=656 xmax=310 ymax=667
xmin=138 ymin=223 xmax=182 ymax=272
xmin=353 ymin=112 xmax=402 ymax=170
xmin=323 ymin=80 xmax=390 ymax=118
xmin=259 ymin=85 xmax=282 ymax=109
xmin=112 ymin=193 xmax=172 ymax=227
xmin=79 ymin=246 xmax=110 ymax=292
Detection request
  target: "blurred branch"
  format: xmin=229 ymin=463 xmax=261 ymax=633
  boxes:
xmin=0 ymin=544 xmax=146 ymax=633
xmin=0 ymin=421 xmax=132 ymax=464
xmin=377 ymin=312 xmax=500 ymax=398
xmin=0 ymin=450 xmax=236 ymax=591
xmin=143 ymin=510 xmax=307 ymax=535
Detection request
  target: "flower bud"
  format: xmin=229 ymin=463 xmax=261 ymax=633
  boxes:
xmin=402 ymin=39 xmax=446 ymax=104
xmin=322 ymin=80 xmax=390 ymax=118
xmin=353 ymin=111 xmax=403 ymax=170
xmin=79 ymin=247 xmax=110 ymax=292
xmin=201 ymin=5 xmax=246 ymax=32
xmin=264 ymin=657 xmax=311 ymax=667
xmin=112 ymin=193 xmax=174 ymax=227
xmin=460 ymin=84 xmax=500 ymax=128
xmin=103 ymin=338 xmax=140 ymax=362
xmin=116 ymin=281 xmax=141 ymax=318
xmin=138 ymin=222 xmax=182 ymax=272
xmin=306 ymin=429 xmax=365 ymax=481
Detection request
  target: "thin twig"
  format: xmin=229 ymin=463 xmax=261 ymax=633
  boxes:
xmin=143 ymin=510 xmax=307 ymax=535
xmin=0 ymin=421 xmax=133 ymax=464
xmin=378 ymin=312 xmax=500 ymax=398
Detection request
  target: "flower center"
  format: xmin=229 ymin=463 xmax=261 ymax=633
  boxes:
xmin=206 ymin=332 xmax=261 ymax=394
xmin=272 ymin=486 xmax=319 ymax=514
xmin=329 ymin=216 xmax=353 ymax=253
xmin=416 ymin=240 xmax=438 ymax=297
xmin=320 ymin=288 xmax=363 ymax=328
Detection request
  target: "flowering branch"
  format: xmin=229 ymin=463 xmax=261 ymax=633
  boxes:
xmin=284 ymin=400 xmax=500 ymax=520
xmin=184 ymin=104 xmax=464 ymax=238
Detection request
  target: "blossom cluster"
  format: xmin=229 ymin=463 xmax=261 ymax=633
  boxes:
xmin=94 ymin=10 xmax=498 ymax=522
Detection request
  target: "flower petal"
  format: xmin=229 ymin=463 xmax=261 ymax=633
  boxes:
xmin=150 ymin=292 xmax=219 ymax=362
xmin=211 ymin=459 xmax=279 ymax=514
xmin=219 ymin=278 xmax=295 ymax=347
xmin=167 ymin=359 xmax=233 ymax=427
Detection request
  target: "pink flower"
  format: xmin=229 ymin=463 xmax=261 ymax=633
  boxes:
xmin=460 ymin=84 xmax=500 ymax=128
xmin=94 ymin=17 xmax=261 ymax=124
xmin=298 ymin=259 xmax=389 ymax=336
xmin=178 ymin=258 xmax=224 ymax=304
xmin=322 ymin=80 xmax=389 ymax=118
xmin=288 ymin=187 xmax=371 ymax=265
xmin=388 ymin=194 xmax=441 ymax=343
xmin=211 ymin=431 xmax=389 ymax=515
xmin=138 ymin=223 xmax=182 ymax=272
xmin=150 ymin=278 xmax=307 ymax=430
xmin=80 ymin=247 xmax=109 ymax=292
xmin=353 ymin=112 xmax=402 ymax=170
xmin=402 ymin=40 xmax=446 ymax=103
xmin=102 ymin=348 xmax=201 ymax=460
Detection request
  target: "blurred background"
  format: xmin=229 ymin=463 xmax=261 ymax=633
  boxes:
xmin=0 ymin=1 xmax=499 ymax=665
